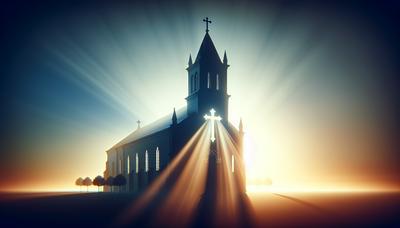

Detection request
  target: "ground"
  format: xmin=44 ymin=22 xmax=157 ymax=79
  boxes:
xmin=0 ymin=191 xmax=399 ymax=227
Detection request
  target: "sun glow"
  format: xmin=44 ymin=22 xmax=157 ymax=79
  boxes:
xmin=246 ymin=185 xmax=400 ymax=193
xmin=231 ymin=110 xmax=400 ymax=192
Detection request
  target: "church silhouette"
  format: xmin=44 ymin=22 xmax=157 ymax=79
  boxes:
xmin=104 ymin=18 xmax=245 ymax=194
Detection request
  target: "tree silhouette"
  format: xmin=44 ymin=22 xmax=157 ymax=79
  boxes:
xmin=82 ymin=177 xmax=92 ymax=192
xmin=106 ymin=176 xmax=114 ymax=192
xmin=93 ymin=175 xmax=105 ymax=192
xmin=75 ymin=177 xmax=83 ymax=192
xmin=114 ymin=174 xmax=127 ymax=192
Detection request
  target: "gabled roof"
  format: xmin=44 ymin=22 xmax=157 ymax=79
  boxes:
xmin=195 ymin=32 xmax=222 ymax=64
xmin=108 ymin=107 xmax=187 ymax=151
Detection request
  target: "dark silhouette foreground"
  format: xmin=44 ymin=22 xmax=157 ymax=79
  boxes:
xmin=0 ymin=191 xmax=399 ymax=227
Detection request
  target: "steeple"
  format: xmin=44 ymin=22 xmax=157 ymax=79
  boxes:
xmin=239 ymin=118 xmax=243 ymax=133
xmin=171 ymin=108 xmax=177 ymax=125
xmin=223 ymin=51 xmax=228 ymax=65
xmin=195 ymin=32 xmax=222 ymax=64
xmin=186 ymin=18 xmax=230 ymax=121
xmin=188 ymin=54 xmax=193 ymax=66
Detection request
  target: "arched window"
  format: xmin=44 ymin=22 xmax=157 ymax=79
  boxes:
xmin=135 ymin=153 xmax=139 ymax=174
xmin=156 ymin=147 xmax=160 ymax=171
xmin=231 ymin=155 xmax=235 ymax=173
xmin=190 ymin=75 xmax=193 ymax=93
xmin=194 ymin=73 xmax=198 ymax=91
xmin=216 ymin=74 xmax=219 ymax=90
xmin=145 ymin=150 xmax=149 ymax=172
xmin=127 ymin=155 xmax=130 ymax=174
xmin=207 ymin=72 xmax=210 ymax=88
xmin=192 ymin=75 xmax=195 ymax=92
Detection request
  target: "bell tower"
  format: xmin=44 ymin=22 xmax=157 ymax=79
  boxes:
xmin=186 ymin=18 xmax=230 ymax=121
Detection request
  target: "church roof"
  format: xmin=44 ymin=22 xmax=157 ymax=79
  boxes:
xmin=108 ymin=107 xmax=187 ymax=151
xmin=195 ymin=32 xmax=222 ymax=64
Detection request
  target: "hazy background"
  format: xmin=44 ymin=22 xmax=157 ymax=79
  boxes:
xmin=0 ymin=0 xmax=399 ymax=191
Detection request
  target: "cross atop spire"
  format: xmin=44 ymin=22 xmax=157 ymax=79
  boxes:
xmin=203 ymin=17 xmax=212 ymax=33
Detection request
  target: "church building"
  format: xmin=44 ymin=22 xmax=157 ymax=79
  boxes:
xmin=104 ymin=19 xmax=245 ymax=193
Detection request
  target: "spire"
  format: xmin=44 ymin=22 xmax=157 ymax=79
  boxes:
xmin=136 ymin=120 xmax=141 ymax=130
xmin=188 ymin=54 xmax=193 ymax=66
xmin=223 ymin=51 xmax=228 ymax=65
xmin=239 ymin=118 xmax=243 ymax=133
xmin=195 ymin=32 xmax=221 ymax=64
xmin=172 ymin=108 xmax=177 ymax=125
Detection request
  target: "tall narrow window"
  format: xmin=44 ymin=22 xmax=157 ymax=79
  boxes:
xmin=127 ymin=155 xmax=130 ymax=174
xmin=216 ymin=74 xmax=219 ymax=90
xmin=231 ymin=155 xmax=235 ymax=173
xmin=145 ymin=150 xmax=149 ymax=172
xmin=193 ymin=75 xmax=195 ymax=92
xmin=135 ymin=153 xmax=139 ymax=173
xmin=112 ymin=162 xmax=115 ymax=176
xmin=190 ymin=75 xmax=194 ymax=93
xmin=194 ymin=74 xmax=198 ymax=91
xmin=207 ymin=73 xmax=210 ymax=88
xmin=156 ymin=147 xmax=160 ymax=171
xmin=193 ymin=75 xmax=195 ymax=91
xmin=119 ymin=159 xmax=122 ymax=174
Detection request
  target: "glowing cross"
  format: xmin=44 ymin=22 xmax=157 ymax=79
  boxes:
xmin=203 ymin=17 xmax=212 ymax=33
xmin=204 ymin=108 xmax=222 ymax=142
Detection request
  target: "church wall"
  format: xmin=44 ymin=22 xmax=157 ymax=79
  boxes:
xmin=186 ymin=95 xmax=199 ymax=115
xmin=106 ymin=149 xmax=118 ymax=177
xmin=105 ymin=120 xmax=245 ymax=193
xmin=107 ymin=128 xmax=171 ymax=192
xmin=104 ymin=149 xmax=117 ymax=192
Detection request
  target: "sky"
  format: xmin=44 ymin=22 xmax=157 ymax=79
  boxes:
xmin=0 ymin=0 xmax=399 ymax=191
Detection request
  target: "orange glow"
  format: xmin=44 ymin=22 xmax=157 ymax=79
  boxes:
xmin=247 ymin=185 xmax=400 ymax=193
xmin=212 ymin=122 xmax=242 ymax=227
